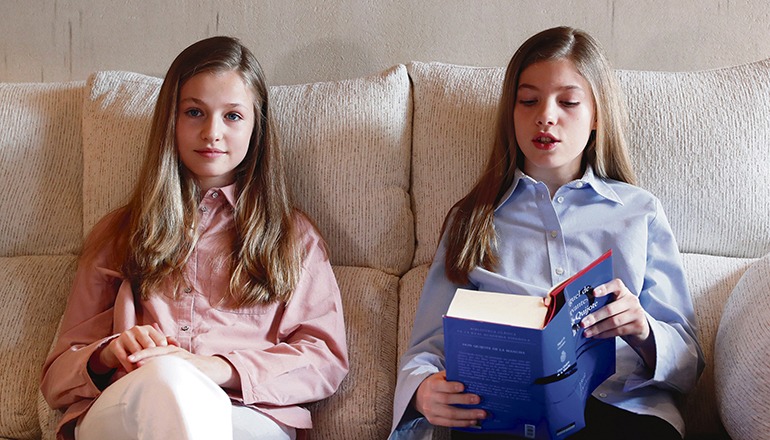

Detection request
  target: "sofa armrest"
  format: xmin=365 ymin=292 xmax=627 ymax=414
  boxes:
xmin=715 ymin=253 xmax=770 ymax=440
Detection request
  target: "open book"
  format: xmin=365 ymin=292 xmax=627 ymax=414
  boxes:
xmin=443 ymin=250 xmax=615 ymax=439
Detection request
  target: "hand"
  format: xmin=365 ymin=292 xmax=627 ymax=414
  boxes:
xmin=414 ymin=371 xmax=486 ymax=428
xmin=580 ymin=278 xmax=656 ymax=367
xmin=95 ymin=323 xmax=175 ymax=374
xmin=127 ymin=345 xmax=239 ymax=388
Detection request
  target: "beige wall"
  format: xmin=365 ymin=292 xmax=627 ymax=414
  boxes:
xmin=2 ymin=0 xmax=769 ymax=85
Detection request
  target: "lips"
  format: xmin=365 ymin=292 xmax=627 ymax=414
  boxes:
xmin=194 ymin=148 xmax=226 ymax=158
xmin=532 ymin=132 xmax=559 ymax=150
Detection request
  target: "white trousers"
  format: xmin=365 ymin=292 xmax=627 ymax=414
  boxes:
xmin=76 ymin=356 xmax=296 ymax=440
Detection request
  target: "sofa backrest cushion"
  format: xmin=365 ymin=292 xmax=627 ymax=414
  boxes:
xmin=82 ymin=66 xmax=413 ymax=275
xmin=615 ymin=60 xmax=770 ymax=260
xmin=408 ymin=62 xmax=504 ymax=266
xmin=0 ymin=82 xmax=85 ymax=257
xmin=408 ymin=59 xmax=770 ymax=266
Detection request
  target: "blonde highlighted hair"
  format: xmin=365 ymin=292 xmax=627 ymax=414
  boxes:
xmin=443 ymin=26 xmax=637 ymax=284
xmin=85 ymin=36 xmax=302 ymax=307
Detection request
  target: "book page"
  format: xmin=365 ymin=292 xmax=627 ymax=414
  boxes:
xmin=446 ymin=288 xmax=548 ymax=329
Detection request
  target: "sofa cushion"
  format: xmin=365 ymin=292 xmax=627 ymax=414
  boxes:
xmin=398 ymin=264 xmax=430 ymax=362
xmin=715 ymin=253 xmax=770 ymax=440
xmin=615 ymin=59 xmax=770 ymax=260
xmin=407 ymin=62 xmax=503 ymax=266
xmin=0 ymin=256 xmax=76 ymax=439
xmin=310 ymin=266 xmax=398 ymax=439
xmin=82 ymin=66 xmax=413 ymax=275
xmin=408 ymin=59 xmax=770 ymax=266
xmin=0 ymin=82 xmax=85 ymax=257
xmin=680 ymin=253 xmax=754 ymax=438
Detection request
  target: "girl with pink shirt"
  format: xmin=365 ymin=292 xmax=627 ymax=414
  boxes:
xmin=41 ymin=36 xmax=348 ymax=440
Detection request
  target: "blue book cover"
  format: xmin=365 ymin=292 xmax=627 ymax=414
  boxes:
xmin=443 ymin=251 xmax=616 ymax=439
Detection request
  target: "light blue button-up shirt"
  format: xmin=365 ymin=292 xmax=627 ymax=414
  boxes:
xmin=391 ymin=167 xmax=704 ymax=439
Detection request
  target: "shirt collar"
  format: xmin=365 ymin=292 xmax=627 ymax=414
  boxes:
xmin=204 ymin=183 xmax=238 ymax=208
xmin=494 ymin=165 xmax=624 ymax=211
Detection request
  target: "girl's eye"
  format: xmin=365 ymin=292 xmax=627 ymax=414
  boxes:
xmin=562 ymin=101 xmax=580 ymax=107
xmin=184 ymin=108 xmax=203 ymax=117
xmin=225 ymin=112 xmax=243 ymax=121
xmin=518 ymin=99 xmax=537 ymax=106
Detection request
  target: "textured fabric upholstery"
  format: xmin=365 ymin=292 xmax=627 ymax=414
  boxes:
xmin=408 ymin=60 xmax=770 ymax=266
xmin=0 ymin=256 xmax=76 ymax=439
xmin=407 ymin=62 xmax=503 ymax=267
xmin=679 ymin=254 xmax=754 ymax=438
xmin=0 ymin=82 xmax=85 ymax=257
xmin=3 ymin=58 xmax=770 ymax=440
xmin=715 ymin=253 xmax=770 ymax=440
xmin=82 ymin=66 xmax=414 ymax=275
xmin=615 ymin=60 xmax=770 ymax=259
xmin=309 ymin=266 xmax=399 ymax=439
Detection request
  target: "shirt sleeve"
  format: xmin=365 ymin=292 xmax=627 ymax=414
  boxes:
xmin=219 ymin=223 xmax=349 ymax=407
xmin=40 ymin=217 xmax=122 ymax=409
xmin=624 ymin=199 xmax=705 ymax=393
xmin=391 ymin=235 xmax=464 ymax=435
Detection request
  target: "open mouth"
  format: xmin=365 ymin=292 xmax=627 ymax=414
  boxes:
xmin=533 ymin=133 xmax=559 ymax=149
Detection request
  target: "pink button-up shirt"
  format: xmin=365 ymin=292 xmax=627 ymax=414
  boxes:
xmin=40 ymin=185 xmax=349 ymax=440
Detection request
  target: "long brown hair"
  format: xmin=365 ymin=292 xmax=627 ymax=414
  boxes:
xmin=443 ymin=26 xmax=636 ymax=284
xmin=85 ymin=36 xmax=302 ymax=307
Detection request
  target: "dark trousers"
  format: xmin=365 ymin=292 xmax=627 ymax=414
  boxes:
xmin=450 ymin=397 xmax=681 ymax=440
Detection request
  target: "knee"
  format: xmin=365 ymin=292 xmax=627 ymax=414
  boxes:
xmin=127 ymin=356 xmax=230 ymax=408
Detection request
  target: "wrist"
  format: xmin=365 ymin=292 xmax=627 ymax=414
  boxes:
xmin=211 ymin=355 xmax=239 ymax=389
xmin=88 ymin=344 xmax=114 ymax=375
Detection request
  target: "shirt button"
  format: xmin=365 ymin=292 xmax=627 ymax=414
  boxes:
xmin=575 ymin=182 xmax=584 ymax=188
xmin=599 ymin=392 xmax=608 ymax=398
xmin=212 ymin=192 xmax=219 ymax=198
xmin=550 ymin=230 xmax=558 ymax=238
xmin=181 ymin=325 xmax=190 ymax=332
xmin=201 ymin=206 xmax=208 ymax=213
xmin=555 ymin=267 xmax=565 ymax=275
xmin=183 ymin=287 xmax=192 ymax=293
xmin=556 ymin=196 xmax=565 ymax=203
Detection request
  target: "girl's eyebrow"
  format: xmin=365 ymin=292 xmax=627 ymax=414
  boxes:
xmin=518 ymin=83 xmax=585 ymax=92
xmin=178 ymin=96 xmax=249 ymax=108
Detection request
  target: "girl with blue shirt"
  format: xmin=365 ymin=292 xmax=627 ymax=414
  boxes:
xmin=391 ymin=26 xmax=704 ymax=440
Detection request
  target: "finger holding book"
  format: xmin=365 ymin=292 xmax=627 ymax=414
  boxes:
xmin=414 ymin=371 xmax=487 ymax=428
xmin=580 ymin=278 xmax=656 ymax=368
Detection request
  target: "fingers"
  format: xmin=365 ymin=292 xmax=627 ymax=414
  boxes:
xmin=580 ymin=279 xmax=649 ymax=340
xmin=415 ymin=372 xmax=486 ymax=428
xmin=104 ymin=324 xmax=172 ymax=372
xmin=129 ymin=345 xmax=183 ymax=366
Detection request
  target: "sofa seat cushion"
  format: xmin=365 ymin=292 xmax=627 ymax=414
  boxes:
xmin=715 ymin=253 xmax=770 ymax=440
xmin=309 ymin=266 xmax=398 ymax=439
xmin=0 ymin=82 xmax=85 ymax=257
xmin=82 ymin=66 xmax=414 ymax=275
xmin=0 ymin=256 xmax=76 ymax=439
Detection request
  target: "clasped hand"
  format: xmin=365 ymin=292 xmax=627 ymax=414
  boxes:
xmin=92 ymin=324 xmax=235 ymax=386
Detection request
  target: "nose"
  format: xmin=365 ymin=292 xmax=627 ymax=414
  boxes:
xmin=536 ymin=102 xmax=557 ymax=127
xmin=202 ymin=117 xmax=222 ymax=143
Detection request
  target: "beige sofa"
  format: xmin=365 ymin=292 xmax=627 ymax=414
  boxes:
xmin=1 ymin=59 xmax=769 ymax=440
